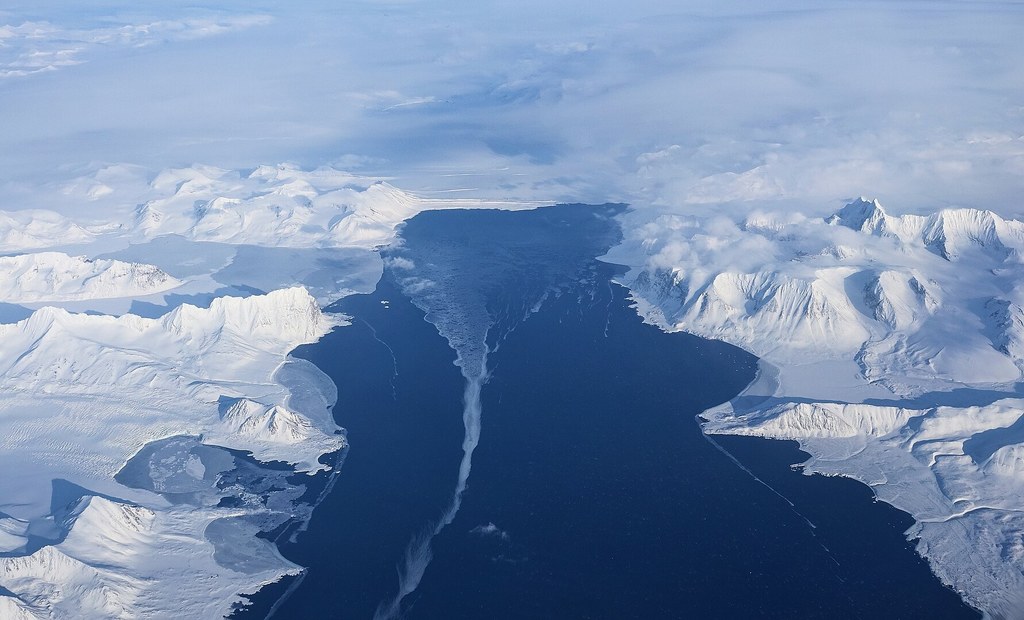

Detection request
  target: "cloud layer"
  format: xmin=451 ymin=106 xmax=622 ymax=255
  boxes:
xmin=0 ymin=1 xmax=1021 ymax=216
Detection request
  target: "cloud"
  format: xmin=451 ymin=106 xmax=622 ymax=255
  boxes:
xmin=1 ymin=2 xmax=1022 ymax=218
xmin=0 ymin=15 xmax=270 ymax=79
xmin=385 ymin=256 xmax=415 ymax=270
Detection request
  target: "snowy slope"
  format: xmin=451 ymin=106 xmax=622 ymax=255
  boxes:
xmin=0 ymin=252 xmax=181 ymax=303
xmin=609 ymin=198 xmax=1024 ymax=618
xmin=0 ymin=288 xmax=344 ymax=618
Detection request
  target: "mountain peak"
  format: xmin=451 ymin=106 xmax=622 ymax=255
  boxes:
xmin=825 ymin=197 xmax=887 ymax=231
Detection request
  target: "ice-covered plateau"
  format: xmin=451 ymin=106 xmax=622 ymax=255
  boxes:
xmin=0 ymin=287 xmax=345 ymax=618
xmin=606 ymin=198 xmax=1024 ymax=618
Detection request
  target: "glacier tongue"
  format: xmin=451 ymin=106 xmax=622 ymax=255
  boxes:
xmin=609 ymin=198 xmax=1024 ymax=618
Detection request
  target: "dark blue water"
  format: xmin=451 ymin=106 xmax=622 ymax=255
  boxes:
xmin=239 ymin=204 xmax=978 ymax=619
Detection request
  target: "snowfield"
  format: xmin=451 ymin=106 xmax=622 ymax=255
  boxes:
xmin=609 ymin=198 xmax=1024 ymax=618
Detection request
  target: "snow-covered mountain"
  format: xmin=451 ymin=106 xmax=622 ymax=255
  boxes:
xmin=615 ymin=198 xmax=1023 ymax=383
xmin=130 ymin=164 xmax=530 ymax=250
xmin=0 ymin=287 xmax=342 ymax=468
xmin=828 ymin=197 xmax=1024 ymax=262
xmin=0 ymin=163 xmax=537 ymax=316
xmin=0 ymin=163 xmax=482 ymax=617
xmin=0 ymin=210 xmax=94 ymax=253
xmin=609 ymin=198 xmax=1024 ymax=617
xmin=0 ymin=252 xmax=181 ymax=303
xmin=0 ymin=163 xmax=535 ymax=313
xmin=0 ymin=287 xmax=344 ymax=618
xmin=0 ymin=162 xmax=535 ymax=618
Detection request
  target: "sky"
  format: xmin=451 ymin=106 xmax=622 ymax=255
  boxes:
xmin=0 ymin=1 xmax=1022 ymax=217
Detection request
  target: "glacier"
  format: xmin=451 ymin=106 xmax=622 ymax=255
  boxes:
xmin=607 ymin=197 xmax=1024 ymax=618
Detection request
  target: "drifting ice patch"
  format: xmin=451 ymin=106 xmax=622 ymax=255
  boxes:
xmin=372 ymin=270 xmax=492 ymax=620
xmin=470 ymin=522 xmax=510 ymax=541
xmin=372 ymin=204 xmax=625 ymax=617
